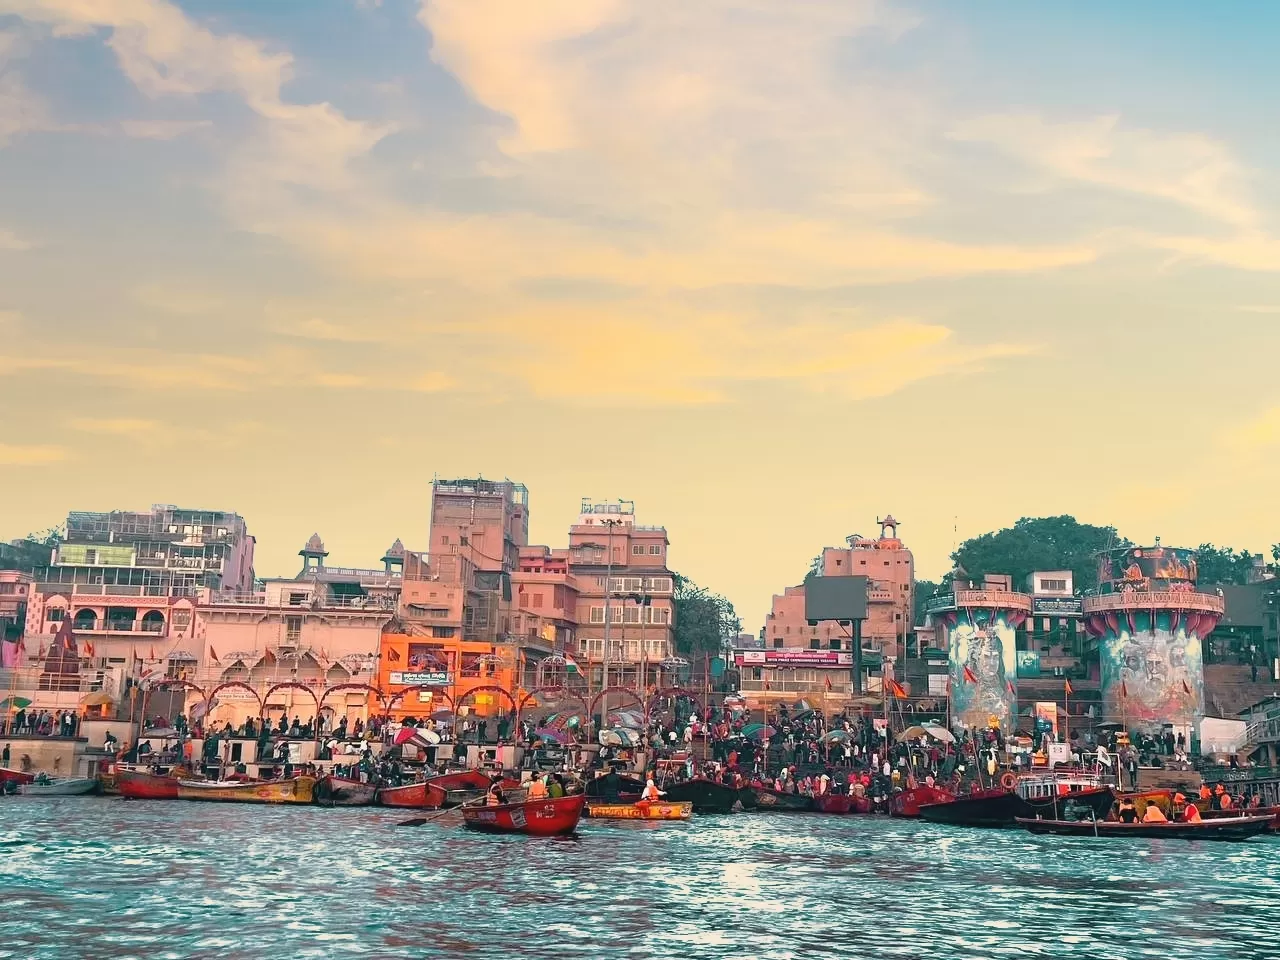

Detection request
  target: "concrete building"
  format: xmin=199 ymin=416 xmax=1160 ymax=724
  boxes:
xmin=0 ymin=570 xmax=33 ymax=658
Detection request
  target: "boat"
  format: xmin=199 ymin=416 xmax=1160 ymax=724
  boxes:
xmin=919 ymin=774 xmax=1116 ymax=828
xmin=1016 ymin=814 xmax=1274 ymax=841
xmin=810 ymin=794 xmax=852 ymax=814
xmin=1203 ymin=805 xmax=1280 ymax=831
xmin=378 ymin=770 xmax=509 ymax=809
xmin=585 ymin=773 xmax=645 ymax=804
xmin=586 ymin=800 xmax=693 ymax=821
xmin=739 ymin=786 xmax=814 ymax=812
xmin=19 ymin=777 xmax=100 ymax=796
xmin=462 ymin=793 xmax=586 ymax=836
xmin=117 ymin=769 xmax=180 ymax=800
xmin=176 ymin=776 xmax=315 ymax=804
xmin=890 ymin=784 xmax=955 ymax=818
xmin=661 ymin=777 xmax=740 ymax=813
xmin=0 ymin=767 xmax=35 ymax=787
xmin=315 ymin=775 xmax=377 ymax=807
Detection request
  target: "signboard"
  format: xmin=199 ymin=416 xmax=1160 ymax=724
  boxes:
xmin=1035 ymin=702 xmax=1059 ymax=739
xmin=390 ymin=671 xmax=450 ymax=686
xmin=804 ymin=575 xmax=869 ymax=622
xmin=1099 ymin=546 xmax=1198 ymax=593
xmin=1032 ymin=597 xmax=1082 ymax=616
xmin=1016 ymin=651 xmax=1041 ymax=679
xmin=734 ymin=649 xmax=853 ymax=667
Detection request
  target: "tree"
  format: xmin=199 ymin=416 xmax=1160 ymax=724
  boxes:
xmin=1194 ymin=543 xmax=1257 ymax=586
xmin=803 ymin=554 xmax=823 ymax=584
xmin=950 ymin=516 xmax=1127 ymax=593
xmin=912 ymin=578 xmax=941 ymax=626
xmin=672 ymin=573 xmax=741 ymax=656
xmin=0 ymin=526 xmax=62 ymax=573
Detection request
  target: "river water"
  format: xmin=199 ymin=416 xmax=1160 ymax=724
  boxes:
xmin=1 ymin=797 xmax=1277 ymax=960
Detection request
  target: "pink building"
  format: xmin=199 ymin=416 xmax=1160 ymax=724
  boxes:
xmin=0 ymin=570 xmax=33 ymax=668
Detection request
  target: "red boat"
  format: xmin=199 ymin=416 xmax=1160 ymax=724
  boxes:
xmin=810 ymin=793 xmax=852 ymax=814
xmin=462 ymin=794 xmax=586 ymax=836
xmin=0 ymin=767 xmax=35 ymax=787
xmin=117 ymin=769 xmax=179 ymax=800
xmin=891 ymin=784 xmax=956 ymax=818
xmin=1204 ymin=805 xmax=1280 ymax=832
xmin=378 ymin=770 xmax=512 ymax=809
xmin=849 ymin=796 xmax=873 ymax=814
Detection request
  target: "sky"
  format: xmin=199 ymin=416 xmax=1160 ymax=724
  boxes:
xmin=2 ymin=1 xmax=1280 ymax=632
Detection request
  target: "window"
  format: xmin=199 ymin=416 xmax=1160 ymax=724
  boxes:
xmin=632 ymin=545 xmax=644 ymax=555
xmin=84 ymin=549 xmax=97 ymax=565
xmin=590 ymin=606 xmax=605 ymax=624
xmin=829 ymin=637 xmax=841 ymax=650
xmin=623 ymin=606 xmax=641 ymax=623
xmin=1041 ymin=579 xmax=1067 ymax=592
xmin=289 ymin=592 xmax=307 ymax=606
xmin=809 ymin=638 xmax=820 ymax=649
xmin=47 ymin=607 xmax=66 ymax=622
xmin=431 ymin=626 xmax=454 ymax=638
xmin=441 ymin=535 xmax=450 ymax=545
xmin=0 ymin=584 xmax=12 ymax=595
xmin=518 ymin=593 xmax=529 ymax=609
xmin=773 ymin=638 xmax=783 ymax=649
xmin=644 ymin=577 xmax=673 ymax=593
xmin=610 ymin=606 xmax=624 ymax=623
xmin=644 ymin=607 xmax=670 ymax=625
xmin=532 ymin=593 xmax=543 ymax=609
xmin=648 ymin=544 xmax=662 ymax=555
xmin=285 ymin=615 xmax=302 ymax=643
xmin=460 ymin=535 xmax=469 ymax=546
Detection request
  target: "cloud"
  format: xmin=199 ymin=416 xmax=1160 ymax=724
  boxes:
xmin=268 ymin=316 xmax=386 ymax=343
xmin=949 ymin=112 xmax=1258 ymax=230
xmin=0 ymin=442 xmax=67 ymax=465
xmin=0 ymin=228 xmax=34 ymax=250
xmin=67 ymin=418 xmax=163 ymax=437
xmin=119 ymin=119 xmax=212 ymax=140
xmin=411 ymin=371 xmax=457 ymax=393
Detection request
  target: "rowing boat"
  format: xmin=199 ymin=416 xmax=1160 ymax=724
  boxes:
xmin=890 ymin=785 xmax=954 ymax=818
xmin=739 ymin=786 xmax=815 ymax=812
xmin=586 ymin=800 xmax=692 ymax=821
xmin=378 ymin=770 xmax=510 ymax=809
xmin=809 ymin=794 xmax=852 ymax=814
xmin=1015 ymin=814 xmax=1273 ymax=841
xmin=316 ymin=775 xmax=377 ymax=807
xmin=117 ymin=769 xmax=180 ymax=800
xmin=660 ymin=778 xmax=740 ymax=814
xmin=462 ymin=793 xmax=586 ymax=836
xmin=0 ymin=767 xmax=34 ymax=787
xmin=176 ymin=776 xmax=315 ymax=804
xmin=19 ymin=777 xmax=99 ymax=796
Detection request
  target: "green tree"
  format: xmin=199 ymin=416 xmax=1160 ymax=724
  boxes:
xmin=1194 ymin=543 xmax=1257 ymax=585
xmin=0 ymin=526 xmax=61 ymax=573
xmin=803 ymin=554 xmax=823 ymax=583
xmin=672 ymin=573 xmax=741 ymax=655
xmin=950 ymin=516 xmax=1127 ymax=592
xmin=913 ymin=578 xmax=941 ymax=625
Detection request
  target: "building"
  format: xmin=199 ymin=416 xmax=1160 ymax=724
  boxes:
xmin=195 ymin=534 xmax=401 ymax=729
xmin=567 ymin=499 xmax=676 ymax=693
xmin=0 ymin=570 xmax=33 ymax=666
xmin=746 ymin=516 xmax=914 ymax=706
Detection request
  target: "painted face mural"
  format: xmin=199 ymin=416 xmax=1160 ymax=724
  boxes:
xmin=948 ymin=611 xmax=1019 ymax=730
xmin=1098 ymin=611 xmax=1205 ymax=730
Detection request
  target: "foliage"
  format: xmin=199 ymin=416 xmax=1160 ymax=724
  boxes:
xmin=950 ymin=516 xmax=1127 ymax=593
xmin=0 ymin=526 xmax=62 ymax=573
xmin=912 ymin=578 xmax=941 ymax=625
xmin=803 ymin=554 xmax=823 ymax=583
xmin=1194 ymin=543 xmax=1259 ymax=586
xmin=672 ymin=573 xmax=741 ymax=655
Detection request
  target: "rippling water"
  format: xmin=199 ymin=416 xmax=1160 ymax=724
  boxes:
xmin=2 ymin=797 xmax=1278 ymax=959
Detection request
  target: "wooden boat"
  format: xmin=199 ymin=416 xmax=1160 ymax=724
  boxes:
xmin=1016 ymin=814 xmax=1274 ymax=841
xmin=850 ymin=795 xmax=873 ymax=814
xmin=1203 ymin=805 xmax=1280 ymax=831
xmin=586 ymin=773 xmax=645 ymax=804
xmin=662 ymin=777 xmax=740 ymax=814
xmin=378 ymin=770 xmax=510 ymax=809
xmin=315 ymin=775 xmax=376 ymax=807
xmin=462 ymin=793 xmax=586 ymax=836
xmin=0 ymin=767 xmax=35 ymax=787
xmin=19 ymin=777 xmax=99 ymax=796
xmin=117 ymin=769 xmax=179 ymax=800
xmin=890 ymin=785 xmax=955 ymax=818
xmin=739 ymin=785 xmax=813 ymax=812
xmin=809 ymin=793 xmax=852 ymax=814
xmin=920 ymin=785 xmax=1115 ymax=828
xmin=586 ymin=800 xmax=693 ymax=821
xmin=177 ymin=776 xmax=315 ymax=804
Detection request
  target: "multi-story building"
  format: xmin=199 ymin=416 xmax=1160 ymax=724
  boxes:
xmin=745 ymin=516 xmax=914 ymax=705
xmin=568 ymin=500 xmax=676 ymax=692
xmin=0 ymin=570 xmax=33 ymax=664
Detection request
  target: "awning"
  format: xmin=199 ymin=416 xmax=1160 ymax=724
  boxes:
xmin=79 ymin=692 xmax=115 ymax=707
xmin=166 ymin=651 xmax=198 ymax=662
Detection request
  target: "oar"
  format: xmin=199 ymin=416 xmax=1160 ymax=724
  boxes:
xmin=396 ymin=796 xmax=485 ymax=827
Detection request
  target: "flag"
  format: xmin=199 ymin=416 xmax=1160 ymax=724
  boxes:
xmin=1182 ymin=679 xmax=1191 ymax=695
xmin=83 ymin=640 xmax=95 ymax=657
xmin=209 ymin=646 xmax=220 ymax=662
xmin=825 ymin=676 xmax=832 ymax=691
xmin=1064 ymin=679 xmax=1073 ymax=696
xmin=888 ymin=679 xmax=907 ymax=699
xmin=962 ymin=665 xmax=978 ymax=684
xmin=1006 ymin=679 xmax=1016 ymax=696
xmin=1120 ymin=680 xmax=1128 ymax=698
xmin=563 ymin=654 xmax=580 ymax=674
xmin=264 ymin=649 xmax=277 ymax=665
xmin=387 ymin=647 xmax=401 ymax=663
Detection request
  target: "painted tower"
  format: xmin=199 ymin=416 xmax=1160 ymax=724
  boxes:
xmin=929 ymin=576 xmax=1032 ymax=731
xmin=1083 ymin=544 xmax=1223 ymax=735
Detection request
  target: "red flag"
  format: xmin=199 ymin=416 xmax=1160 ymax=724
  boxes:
xmin=1120 ymin=680 xmax=1129 ymax=698
xmin=1006 ymin=679 xmax=1016 ymax=696
xmin=1064 ymin=679 xmax=1073 ymax=696
xmin=962 ymin=665 xmax=978 ymax=684
xmin=209 ymin=646 xmax=220 ymax=662
xmin=1182 ymin=679 xmax=1191 ymax=695
xmin=889 ymin=679 xmax=907 ymax=699
xmin=149 ymin=645 xmax=157 ymax=662
xmin=263 ymin=649 xmax=277 ymax=665
xmin=83 ymin=640 xmax=95 ymax=657
xmin=387 ymin=647 xmax=401 ymax=663
xmin=825 ymin=676 xmax=832 ymax=691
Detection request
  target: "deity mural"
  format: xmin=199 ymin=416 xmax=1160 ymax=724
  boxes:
xmin=1094 ymin=610 xmax=1207 ymax=731
xmin=947 ymin=610 xmax=1020 ymax=730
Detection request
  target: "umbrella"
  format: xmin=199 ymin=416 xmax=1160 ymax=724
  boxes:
xmin=608 ymin=709 xmax=645 ymax=729
xmin=1095 ymin=721 xmax=1126 ymax=729
xmin=544 ymin=711 xmax=582 ymax=730
xmin=79 ymin=692 xmax=115 ymax=707
xmin=820 ymin=730 xmax=850 ymax=743
xmin=743 ymin=723 xmax=777 ymax=741
xmin=533 ymin=727 xmax=568 ymax=744
xmin=430 ymin=709 xmax=454 ymax=721
xmin=0 ymin=696 xmax=32 ymax=710
xmin=598 ymin=728 xmax=641 ymax=747
xmin=922 ymin=723 xmax=956 ymax=744
xmin=897 ymin=725 xmax=930 ymax=742
xmin=848 ymin=696 xmax=882 ymax=707
xmin=793 ymin=699 xmax=813 ymax=711
xmin=393 ymin=727 xmax=424 ymax=746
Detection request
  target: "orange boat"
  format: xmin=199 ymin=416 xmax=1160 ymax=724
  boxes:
xmin=177 ymin=776 xmax=315 ymax=804
xmin=117 ymin=769 xmax=180 ymax=800
xmin=462 ymin=794 xmax=586 ymax=836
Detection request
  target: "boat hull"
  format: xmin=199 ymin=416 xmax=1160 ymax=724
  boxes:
xmin=662 ymin=778 xmax=740 ymax=814
xmin=920 ymin=786 xmax=1115 ymax=828
xmin=586 ymin=801 xmax=692 ymax=821
xmin=463 ymin=794 xmax=586 ymax=836
xmin=810 ymin=794 xmax=853 ymax=814
xmin=177 ymin=777 xmax=315 ymax=804
xmin=740 ymin=786 xmax=813 ymax=812
xmin=19 ymin=778 xmax=99 ymax=796
xmin=890 ymin=785 xmax=955 ymax=818
xmin=117 ymin=770 xmax=179 ymax=800
xmin=317 ymin=776 xmax=377 ymax=807
xmin=378 ymin=771 xmax=510 ymax=809
xmin=1016 ymin=815 xmax=1273 ymax=840
xmin=0 ymin=767 xmax=35 ymax=786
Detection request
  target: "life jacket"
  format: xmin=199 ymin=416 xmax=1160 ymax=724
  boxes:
xmin=1183 ymin=803 xmax=1202 ymax=822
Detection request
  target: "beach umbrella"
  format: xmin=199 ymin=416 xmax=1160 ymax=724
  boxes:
xmin=820 ymin=730 xmax=850 ymax=743
xmin=921 ymin=723 xmax=956 ymax=744
xmin=793 ymin=699 xmax=813 ymax=711
xmin=533 ymin=727 xmax=568 ymax=744
xmin=608 ymin=709 xmax=645 ymax=729
xmin=79 ymin=692 xmax=114 ymax=707
xmin=0 ymin=696 xmax=32 ymax=710
xmin=393 ymin=727 xmax=423 ymax=746
xmin=430 ymin=708 xmax=454 ymax=721
xmin=743 ymin=723 xmax=776 ymax=741
xmin=897 ymin=725 xmax=929 ymax=742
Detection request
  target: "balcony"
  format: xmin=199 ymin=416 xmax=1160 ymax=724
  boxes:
xmin=927 ymin=589 xmax=1033 ymax=613
xmin=68 ymin=619 xmax=168 ymax=634
xmin=1083 ymin=591 xmax=1225 ymax=615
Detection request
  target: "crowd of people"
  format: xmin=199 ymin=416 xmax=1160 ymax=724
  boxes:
xmin=0 ymin=708 xmax=82 ymax=738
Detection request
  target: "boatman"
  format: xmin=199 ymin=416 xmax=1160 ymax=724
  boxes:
xmin=640 ymin=778 xmax=665 ymax=803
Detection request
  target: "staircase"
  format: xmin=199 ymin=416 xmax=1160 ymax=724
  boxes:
xmin=1203 ymin=664 xmax=1279 ymax=718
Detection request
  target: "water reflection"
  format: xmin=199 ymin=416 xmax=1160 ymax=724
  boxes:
xmin=1 ymin=797 xmax=1277 ymax=959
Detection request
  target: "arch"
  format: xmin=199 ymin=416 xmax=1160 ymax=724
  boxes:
xmin=260 ymin=682 xmax=320 ymax=721
xmin=141 ymin=610 xmax=166 ymax=632
xmin=517 ymin=685 xmax=591 ymax=725
xmin=73 ymin=608 xmax=98 ymax=630
xmin=645 ymin=686 xmax=704 ymax=720
xmin=589 ymin=685 xmax=646 ymax=718
xmin=453 ymin=684 xmax=517 ymax=717
xmin=319 ymin=682 xmax=387 ymax=714
xmin=202 ymin=681 xmax=263 ymax=720
xmin=139 ymin=678 xmax=207 ymax=726
xmin=385 ymin=686 xmax=455 ymax=713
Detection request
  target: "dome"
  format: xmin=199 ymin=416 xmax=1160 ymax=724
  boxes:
xmin=300 ymin=533 xmax=328 ymax=557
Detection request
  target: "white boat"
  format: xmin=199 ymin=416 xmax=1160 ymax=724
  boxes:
xmin=19 ymin=777 xmax=100 ymax=796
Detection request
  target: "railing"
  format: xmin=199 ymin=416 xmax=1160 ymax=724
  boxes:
xmin=66 ymin=620 xmax=168 ymax=634
xmin=928 ymin=590 xmax=1033 ymax=612
xmin=1083 ymin=591 xmax=1225 ymax=614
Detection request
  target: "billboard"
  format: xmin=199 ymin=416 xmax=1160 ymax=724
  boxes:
xmin=1098 ymin=546 xmax=1198 ymax=594
xmin=1097 ymin=609 xmax=1205 ymax=731
xmin=734 ymin=650 xmax=853 ymax=667
xmin=1032 ymin=597 xmax=1082 ymax=616
xmin=804 ymin=575 xmax=868 ymax=622
xmin=945 ymin=609 xmax=1018 ymax=730
xmin=390 ymin=671 xmax=450 ymax=687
